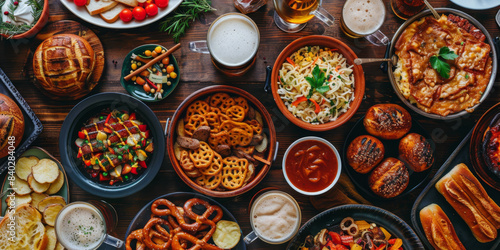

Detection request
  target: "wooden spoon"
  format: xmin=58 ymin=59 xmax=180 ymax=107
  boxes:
xmin=354 ymin=56 xmax=398 ymax=66
xmin=423 ymin=0 xmax=440 ymax=20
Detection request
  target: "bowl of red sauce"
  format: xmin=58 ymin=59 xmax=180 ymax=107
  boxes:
xmin=283 ymin=136 xmax=341 ymax=196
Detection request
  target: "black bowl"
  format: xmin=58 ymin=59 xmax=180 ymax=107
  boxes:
xmin=59 ymin=92 xmax=165 ymax=198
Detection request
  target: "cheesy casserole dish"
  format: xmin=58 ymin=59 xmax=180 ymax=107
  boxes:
xmin=394 ymin=14 xmax=493 ymax=117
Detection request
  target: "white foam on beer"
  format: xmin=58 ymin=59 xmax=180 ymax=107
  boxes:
xmin=56 ymin=204 xmax=105 ymax=249
xmin=208 ymin=15 xmax=259 ymax=67
xmin=252 ymin=192 xmax=299 ymax=242
xmin=343 ymin=0 xmax=385 ymax=35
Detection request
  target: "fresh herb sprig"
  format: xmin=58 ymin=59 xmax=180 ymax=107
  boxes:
xmin=159 ymin=0 xmax=215 ymax=43
xmin=430 ymin=46 xmax=458 ymax=79
xmin=305 ymin=65 xmax=330 ymax=98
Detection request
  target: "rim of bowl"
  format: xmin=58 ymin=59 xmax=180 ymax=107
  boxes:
xmin=166 ymin=85 xmax=277 ymax=197
xmin=282 ymin=136 xmax=342 ymax=196
xmin=387 ymin=8 xmax=497 ymax=120
xmin=271 ymin=35 xmax=365 ymax=131
xmin=59 ymin=92 xmax=165 ymax=198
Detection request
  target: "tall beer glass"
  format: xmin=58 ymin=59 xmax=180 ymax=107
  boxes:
xmin=340 ymin=0 xmax=389 ymax=46
xmin=273 ymin=0 xmax=335 ymax=33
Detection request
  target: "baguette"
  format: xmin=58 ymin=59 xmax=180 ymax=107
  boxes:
xmin=0 ymin=204 xmax=48 ymax=250
xmin=420 ymin=203 xmax=465 ymax=250
xmin=436 ymin=164 xmax=497 ymax=242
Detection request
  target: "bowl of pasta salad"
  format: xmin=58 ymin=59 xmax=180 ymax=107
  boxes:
xmin=271 ymin=35 xmax=365 ymax=131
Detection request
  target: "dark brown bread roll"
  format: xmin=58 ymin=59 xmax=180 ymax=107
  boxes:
xmin=347 ymin=135 xmax=385 ymax=174
xmin=0 ymin=93 xmax=24 ymax=158
xmin=363 ymin=104 xmax=412 ymax=140
xmin=399 ymin=133 xmax=434 ymax=172
xmin=368 ymin=157 xmax=409 ymax=198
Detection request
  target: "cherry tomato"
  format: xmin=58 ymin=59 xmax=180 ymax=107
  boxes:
xmin=155 ymin=0 xmax=169 ymax=8
xmin=145 ymin=4 xmax=158 ymax=17
xmin=133 ymin=6 xmax=147 ymax=21
xmin=74 ymin=0 xmax=86 ymax=7
xmin=120 ymin=9 xmax=133 ymax=22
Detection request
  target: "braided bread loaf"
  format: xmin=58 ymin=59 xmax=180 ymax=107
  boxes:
xmin=0 ymin=93 xmax=24 ymax=158
xmin=33 ymin=34 xmax=96 ymax=100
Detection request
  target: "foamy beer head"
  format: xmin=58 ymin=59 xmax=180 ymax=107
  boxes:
xmin=342 ymin=0 xmax=386 ymax=37
xmin=250 ymin=190 xmax=301 ymax=244
xmin=207 ymin=13 xmax=260 ymax=68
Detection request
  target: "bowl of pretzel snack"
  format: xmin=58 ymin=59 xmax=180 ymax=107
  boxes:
xmin=125 ymin=192 xmax=245 ymax=250
xmin=167 ymin=85 xmax=277 ymax=198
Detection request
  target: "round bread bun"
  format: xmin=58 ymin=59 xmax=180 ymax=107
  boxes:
xmin=363 ymin=104 xmax=412 ymax=140
xmin=346 ymin=135 xmax=385 ymax=174
xmin=368 ymin=157 xmax=409 ymax=198
xmin=399 ymin=133 xmax=434 ymax=172
xmin=33 ymin=34 xmax=96 ymax=100
xmin=0 ymin=93 xmax=24 ymax=158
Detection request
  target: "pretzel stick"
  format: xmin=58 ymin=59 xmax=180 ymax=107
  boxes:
xmin=124 ymin=43 xmax=181 ymax=81
xmin=254 ymin=155 xmax=271 ymax=166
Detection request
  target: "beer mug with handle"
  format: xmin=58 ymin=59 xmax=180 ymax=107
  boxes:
xmin=273 ymin=0 xmax=335 ymax=32
xmin=340 ymin=0 xmax=389 ymax=46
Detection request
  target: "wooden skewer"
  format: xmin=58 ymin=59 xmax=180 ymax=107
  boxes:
xmin=254 ymin=155 xmax=271 ymax=166
xmin=124 ymin=43 xmax=181 ymax=81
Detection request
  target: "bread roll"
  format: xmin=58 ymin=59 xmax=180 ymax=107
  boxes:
xmin=436 ymin=163 xmax=499 ymax=242
xmin=0 ymin=93 xmax=24 ymax=158
xmin=347 ymin=135 xmax=385 ymax=174
xmin=363 ymin=104 xmax=411 ymax=140
xmin=368 ymin=157 xmax=409 ymax=198
xmin=399 ymin=133 xmax=434 ymax=172
xmin=33 ymin=34 xmax=96 ymax=100
xmin=420 ymin=204 xmax=466 ymax=250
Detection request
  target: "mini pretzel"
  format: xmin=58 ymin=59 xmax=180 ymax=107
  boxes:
xmin=220 ymin=120 xmax=253 ymax=135
xmin=185 ymin=114 xmax=209 ymax=137
xmin=221 ymin=156 xmax=248 ymax=190
xmin=229 ymin=128 xmax=253 ymax=147
xmin=195 ymin=172 xmax=222 ymax=190
xmin=126 ymin=229 xmax=144 ymax=250
xmin=225 ymin=105 xmax=246 ymax=122
xmin=219 ymin=113 xmax=230 ymax=123
xmin=143 ymin=218 xmax=172 ymax=249
xmin=234 ymin=97 xmax=249 ymax=114
xmin=205 ymin=112 xmax=220 ymax=133
xmin=208 ymin=93 xmax=231 ymax=107
xmin=189 ymin=141 xmax=214 ymax=169
xmin=219 ymin=97 xmax=235 ymax=113
xmin=199 ymin=151 xmax=223 ymax=176
xmin=180 ymin=150 xmax=195 ymax=171
xmin=208 ymin=131 xmax=230 ymax=149
xmin=185 ymin=100 xmax=210 ymax=120
xmin=247 ymin=119 xmax=263 ymax=134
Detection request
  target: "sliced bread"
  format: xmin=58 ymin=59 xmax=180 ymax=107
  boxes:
xmin=100 ymin=3 xmax=127 ymax=23
xmin=115 ymin=0 xmax=138 ymax=7
xmin=0 ymin=204 xmax=48 ymax=250
xmin=86 ymin=0 xmax=118 ymax=15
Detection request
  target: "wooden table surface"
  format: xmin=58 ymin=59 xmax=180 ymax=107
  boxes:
xmin=1 ymin=0 xmax=499 ymax=249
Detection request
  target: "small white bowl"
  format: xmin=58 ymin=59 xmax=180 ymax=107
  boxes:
xmin=283 ymin=136 xmax=342 ymax=196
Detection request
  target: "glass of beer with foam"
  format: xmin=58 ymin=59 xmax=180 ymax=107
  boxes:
xmin=273 ymin=0 xmax=335 ymax=33
xmin=340 ymin=0 xmax=389 ymax=46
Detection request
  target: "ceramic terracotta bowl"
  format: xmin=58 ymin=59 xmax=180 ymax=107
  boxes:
xmin=271 ymin=35 xmax=365 ymax=131
xmin=167 ymin=85 xmax=277 ymax=198
xmin=1 ymin=0 xmax=49 ymax=39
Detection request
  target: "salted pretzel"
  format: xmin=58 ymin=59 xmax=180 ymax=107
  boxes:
xmin=180 ymin=150 xmax=195 ymax=171
xmin=126 ymin=229 xmax=145 ymax=250
xmin=221 ymin=157 xmax=248 ymax=190
xmin=228 ymin=128 xmax=253 ymax=147
xmin=189 ymin=142 xmax=214 ymax=168
xmin=184 ymin=114 xmax=209 ymax=137
xmin=143 ymin=218 xmax=172 ymax=249
xmin=199 ymin=152 xmax=223 ymax=176
xmin=234 ymin=97 xmax=249 ymax=114
xmin=185 ymin=100 xmax=210 ymax=121
xmin=183 ymin=198 xmax=224 ymax=225
xmin=208 ymin=93 xmax=231 ymax=107
xmin=225 ymin=105 xmax=246 ymax=122
xmin=219 ymin=98 xmax=235 ymax=113
xmin=247 ymin=119 xmax=263 ymax=134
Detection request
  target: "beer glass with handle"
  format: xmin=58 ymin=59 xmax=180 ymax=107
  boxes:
xmin=340 ymin=0 xmax=389 ymax=46
xmin=273 ymin=0 xmax=335 ymax=32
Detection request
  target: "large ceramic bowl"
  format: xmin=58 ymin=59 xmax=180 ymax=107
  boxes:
xmin=271 ymin=35 xmax=365 ymax=131
xmin=166 ymin=85 xmax=277 ymax=198
xmin=59 ymin=93 xmax=165 ymax=198
xmin=1 ymin=0 xmax=49 ymax=39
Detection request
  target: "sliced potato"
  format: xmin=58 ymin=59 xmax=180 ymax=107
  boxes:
xmin=38 ymin=196 xmax=66 ymax=212
xmin=213 ymin=220 xmax=241 ymax=249
xmin=255 ymin=111 xmax=263 ymax=126
xmin=46 ymin=171 xmax=64 ymax=195
xmin=15 ymin=156 xmax=39 ymax=181
xmin=244 ymin=163 xmax=254 ymax=184
xmin=32 ymin=159 xmax=60 ymax=184
xmin=177 ymin=119 xmax=185 ymax=137
xmin=31 ymin=192 xmax=49 ymax=209
xmin=255 ymin=133 xmax=268 ymax=153
xmin=6 ymin=193 xmax=32 ymax=209
xmin=45 ymin=226 xmax=57 ymax=250
xmin=28 ymin=174 xmax=51 ymax=193
xmin=174 ymin=142 xmax=182 ymax=161
xmin=43 ymin=204 xmax=64 ymax=226
xmin=11 ymin=177 xmax=32 ymax=195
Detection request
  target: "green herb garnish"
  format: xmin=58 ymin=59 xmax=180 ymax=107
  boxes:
xmin=305 ymin=65 xmax=330 ymax=98
xmin=430 ymin=47 xmax=459 ymax=79
xmin=159 ymin=0 xmax=216 ymax=43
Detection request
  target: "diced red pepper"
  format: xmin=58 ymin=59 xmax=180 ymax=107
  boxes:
xmin=108 ymin=147 xmax=115 ymax=155
xmin=375 ymin=244 xmax=387 ymax=250
xmin=309 ymin=98 xmax=321 ymax=114
xmin=84 ymin=160 xmax=92 ymax=166
xmin=129 ymin=113 xmax=137 ymax=121
xmin=326 ymin=241 xmax=336 ymax=249
xmin=105 ymin=113 xmax=112 ymax=125
xmin=138 ymin=161 xmax=147 ymax=169
xmin=91 ymin=172 xmax=98 ymax=178
xmin=291 ymin=96 xmax=308 ymax=106
xmin=139 ymin=124 xmax=147 ymax=132
xmin=328 ymin=232 xmax=341 ymax=245
xmin=340 ymin=235 xmax=353 ymax=246
xmin=78 ymin=131 xmax=86 ymax=139
xmin=103 ymin=127 xmax=112 ymax=133
xmin=131 ymin=167 xmax=139 ymax=175
xmin=144 ymin=130 xmax=150 ymax=138
xmin=99 ymin=173 xmax=110 ymax=181
xmin=144 ymin=78 xmax=158 ymax=90
xmin=388 ymin=239 xmax=396 ymax=245
xmin=286 ymin=57 xmax=296 ymax=67
xmin=142 ymin=138 xmax=146 ymax=147
xmin=77 ymin=148 xmax=82 ymax=158
xmin=109 ymin=179 xmax=116 ymax=185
